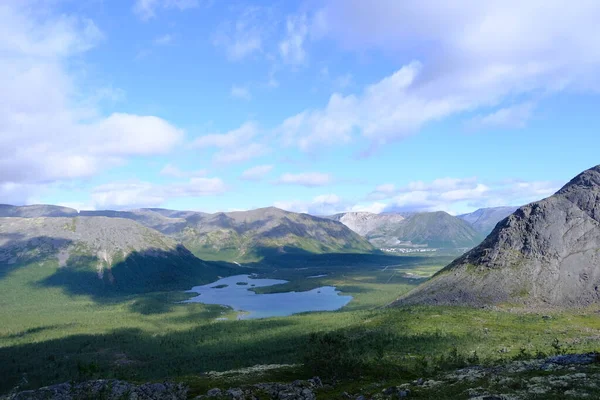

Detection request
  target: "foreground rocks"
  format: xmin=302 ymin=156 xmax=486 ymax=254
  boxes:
xmin=2 ymin=380 xmax=187 ymax=400
xmin=194 ymin=377 xmax=322 ymax=400
xmin=4 ymin=354 xmax=599 ymax=399
xmin=362 ymin=353 xmax=600 ymax=399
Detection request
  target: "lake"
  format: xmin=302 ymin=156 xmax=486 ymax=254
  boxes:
xmin=183 ymin=274 xmax=353 ymax=319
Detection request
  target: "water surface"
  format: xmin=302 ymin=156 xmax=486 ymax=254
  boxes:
xmin=184 ymin=274 xmax=352 ymax=319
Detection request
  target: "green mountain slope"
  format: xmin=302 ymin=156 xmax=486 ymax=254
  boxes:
xmin=0 ymin=216 xmax=231 ymax=296
xmin=330 ymin=211 xmax=483 ymax=249
xmin=387 ymin=211 xmax=484 ymax=248
xmin=82 ymin=207 xmax=376 ymax=262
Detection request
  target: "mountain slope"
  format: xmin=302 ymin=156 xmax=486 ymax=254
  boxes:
xmin=176 ymin=207 xmax=375 ymax=261
xmin=327 ymin=212 xmax=406 ymax=236
xmin=0 ymin=216 xmax=218 ymax=294
xmin=395 ymin=165 xmax=600 ymax=308
xmin=458 ymin=206 xmax=519 ymax=234
xmin=81 ymin=207 xmax=375 ymax=262
xmin=0 ymin=204 xmax=78 ymax=218
xmin=330 ymin=211 xmax=483 ymax=249
xmin=385 ymin=212 xmax=483 ymax=248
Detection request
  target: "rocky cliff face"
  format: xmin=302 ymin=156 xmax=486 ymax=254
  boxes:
xmin=395 ymin=165 xmax=600 ymax=308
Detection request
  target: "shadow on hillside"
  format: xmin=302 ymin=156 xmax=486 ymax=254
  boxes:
xmin=29 ymin=245 xmax=243 ymax=310
xmin=245 ymin=248 xmax=419 ymax=269
xmin=0 ymin=315 xmax=469 ymax=395
xmin=0 ymin=233 xmax=74 ymax=280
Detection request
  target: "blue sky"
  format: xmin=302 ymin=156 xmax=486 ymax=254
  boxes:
xmin=1 ymin=0 xmax=599 ymax=215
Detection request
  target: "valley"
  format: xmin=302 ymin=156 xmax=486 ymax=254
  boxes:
xmin=1 ymin=167 xmax=600 ymax=399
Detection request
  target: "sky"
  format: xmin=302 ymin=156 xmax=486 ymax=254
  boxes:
xmin=1 ymin=0 xmax=599 ymax=215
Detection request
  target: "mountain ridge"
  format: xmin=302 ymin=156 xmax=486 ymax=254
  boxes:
xmin=2 ymin=206 xmax=376 ymax=262
xmin=394 ymin=164 xmax=600 ymax=308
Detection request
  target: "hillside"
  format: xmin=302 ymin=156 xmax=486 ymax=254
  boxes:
xmin=458 ymin=206 xmax=518 ymax=234
xmin=0 ymin=204 xmax=78 ymax=218
xmin=327 ymin=212 xmax=406 ymax=236
xmin=81 ymin=207 xmax=375 ymax=262
xmin=0 ymin=216 xmax=220 ymax=294
xmin=330 ymin=211 xmax=483 ymax=249
xmin=395 ymin=165 xmax=600 ymax=308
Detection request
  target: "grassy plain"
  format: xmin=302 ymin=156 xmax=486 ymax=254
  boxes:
xmin=1 ymin=254 xmax=599 ymax=398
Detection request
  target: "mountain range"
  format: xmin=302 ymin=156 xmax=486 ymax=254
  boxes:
xmin=327 ymin=209 xmax=513 ymax=249
xmin=395 ymin=164 xmax=600 ymax=308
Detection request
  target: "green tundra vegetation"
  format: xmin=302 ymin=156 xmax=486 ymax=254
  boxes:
xmin=1 ymin=253 xmax=599 ymax=398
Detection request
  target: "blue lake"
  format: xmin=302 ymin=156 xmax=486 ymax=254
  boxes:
xmin=183 ymin=274 xmax=352 ymax=319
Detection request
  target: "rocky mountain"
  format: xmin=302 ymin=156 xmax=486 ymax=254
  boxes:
xmin=327 ymin=212 xmax=406 ymax=236
xmin=0 ymin=216 xmax=214 ymax=293
xmin=328 ymin=211 xmax=483 ymax=249
xmin=458 ymin=206 xmax=519 ymax=234
xmin=395 ymin=165 xmax=600 ymax=308
xmin=75 ymin=207 xmax=375 ymax=262
xmin=383 ymin=211 xmax=483 ymax=249
xmin=0 ymin=204 xmax=78 ymax=218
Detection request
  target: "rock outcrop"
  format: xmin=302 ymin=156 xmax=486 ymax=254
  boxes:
xmin=395 ymin=165 xmax=600 ymax=308
xmin=2 ymin=380 xmax=187 ymax=400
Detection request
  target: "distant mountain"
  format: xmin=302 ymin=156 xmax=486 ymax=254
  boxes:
xmin=328 ymin=211 xmax=483 ymax=249
xmin=82 ymin=207 xmax=375 ymax=262
xmin=0 ymin=216 xmax=216 ymax=294
xmin=0 ymin=204 xmax=78 ymax=218
xmin=396 ymin=165 xmax=600 ymax=308
xmin=327 ymin=212 xmax=406 ymax=236
xmin=458 ymin=206 xmax=518 ymax=234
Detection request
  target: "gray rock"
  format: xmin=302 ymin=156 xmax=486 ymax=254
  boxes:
xmin=395 ymin=165 xmax=600 ymax=308
xmin=226 ymin=388 xmax=244 ymax=399
xmin=206 ymin=388 xmax=223 ymax=397
xmin=5 ymin=380 xmax=187 ymax=400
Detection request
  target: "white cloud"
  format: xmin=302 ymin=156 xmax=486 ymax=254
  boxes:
xmin=351 ymin=202 xmax=387 ymax=214
xmin=279 ymin=62 xmax=441 ymax=151
xmin=274 ymin=193 xmax=343 ymax=215
xmin=468 ymin=102 xmax=536 ymax=130
xmin=375 ymin=183 xmax=396 ymax=194
xmin=279 ymin=14 xmax=308 ymax=64
xmin=213 ymin=143 xmax=268 ymax=164
xmin=160 ymin=164 xmax=207 ymax=178
xmin=91 ymin=177 xmax=227 ymax=209
xmin=377 ymin=177 xmax=560 ymax=214
xmin=212 ymin=7 xmax=266 ymax=61
xmin=192 ymin=122 xmax=258 ymax=148
xmin=192 ymin=122 xmax=268 ymax=164
xmin=278 ymin=1 xmax=600 ymax=152
xmin=0 ymin=182 xmax=46 ymax=206
xmin=0 ymin=3 xmax=185 ymax=205
xmin=241 ymin=165 xmax=273 ymax=181
xmin=275 ymin=172 xmax=332 ymax=187
xmin=133 ymin=0 xmax=199 ymax=21
xmin=154 ymin=34 xmax=174 ymax=45
xmin=230 ymin=85 xmax=252 ymax=100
